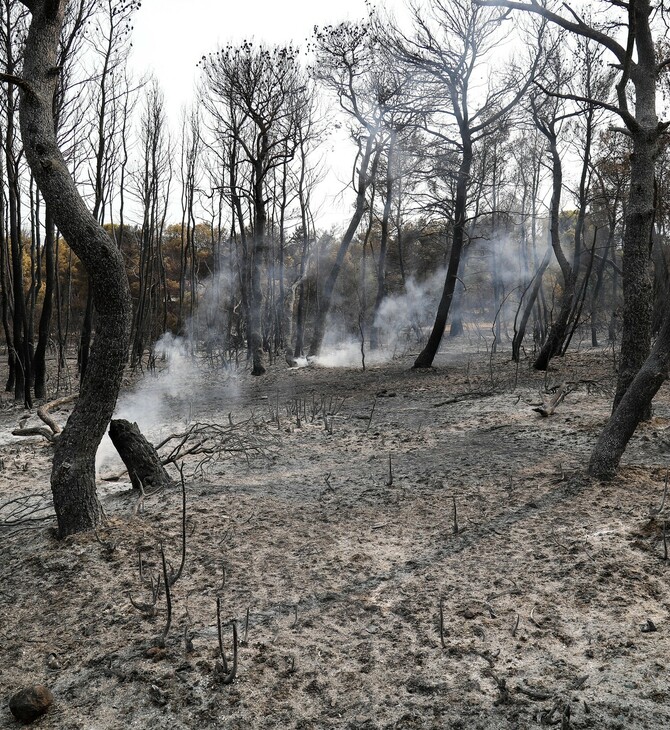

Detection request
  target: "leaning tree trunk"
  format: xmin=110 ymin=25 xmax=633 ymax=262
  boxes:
xmin=11 ymin=0 xmax=132 ymax=537
xmin=109 ymin=419 xmax=171 ymax=492
xmin=589 ymin=300 xmax=670 ymax=480
xmin=309 ymin=133 xmax=379 ymax=357
xmin=414 ymin=136 xmax=472 ymax=369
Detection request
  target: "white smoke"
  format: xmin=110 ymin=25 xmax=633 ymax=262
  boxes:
xmin=371 ymin=267 xmax=447 ymax=355
xmin=309 ymin=268 xmax=448 ymax=368
xmin=96 ymin=271 xmax=240 ymax=476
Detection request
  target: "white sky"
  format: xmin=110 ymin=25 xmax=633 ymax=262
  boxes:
xmin=129 ymin=0 xmax=395 ymax=121
xmin=127 ymin=0 xmax=406 ymax=229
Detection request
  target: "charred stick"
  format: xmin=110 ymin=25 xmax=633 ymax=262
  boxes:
xmin=222 ymin=622 xmax=238 ymax=685
xmin=216 ymin=596 xmax=228 ymax=674
xmin=650 ymin=470 xmax=669 ymax=516
xmin=160 ymin=543 xmax=172 ymax=644
xmin=439 ymin=597 xmax=447 ymax=648
xmin=169 ymin=464 xmax=187 ymax=586
xmin=366 ymin=396 xmax=377 ymax=432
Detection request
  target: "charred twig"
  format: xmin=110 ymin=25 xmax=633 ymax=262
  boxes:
xmin=365 ymin=396 xmax=377 ymax=432
xmin=512 ymin=613 xmax=520 ymax=637
xmin=156 ymin=419 xmax=280 ymax=473
xmin=133 ymin=479 xmax=146 ymax=516
xmin=160 ymin=543 xmax=172 ymax=645
xmin=663 ymin=521 xmax=668 ymax=561
xmin=216 ymin=597 xmax=238 ymax=684
xmin=439 ymin=597 xmax=447 ymax=648
xmin=0 ymin=492 xmax=53 ymax=525
xmin=11 ymin=426 xmax=57 ymax=442
xmin=128 ymin=572 xmax=162 ymax=616
xmin=433 ymin=390 xmax=495 ymax=407
xmin=11 ymin=395 xmax=78 ymax=443
xmin=515 ymin=683 xmax=552 ymax=701
xmin=452 ymin=496 xmax=459 ymax=535
xmin=650 ymin=470 xmax=669 ymax=516
xmin=168 ymin=464 xmax=187 ymax=586
xmin=386 ymin=454 xmax=393 ymax=487
xmin=487 ymin=672 xmax=512 ymax=706
xmin=532 ymin=384 xmax=571 ymax=417
xmin=243 ymin=607 xmax=250 ymax=645
xmin=37 ymin=394 xmax=77 ymax=434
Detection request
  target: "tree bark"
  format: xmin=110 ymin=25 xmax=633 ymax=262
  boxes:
xmin=109 ymin=419 xmax=171 ymax=492
xmin=589 ymin=304 xmax=670 ymax=480
xmin=15 ymin=0 xmax=132 ymax=537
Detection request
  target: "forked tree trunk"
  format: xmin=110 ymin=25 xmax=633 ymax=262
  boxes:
xmin=512 ymin=244 xmax=552 ymax=362
xmin=589 ymin=304 xmax=670 ymax=480
xmin=11 ymin=0 xmax=132 ymax=537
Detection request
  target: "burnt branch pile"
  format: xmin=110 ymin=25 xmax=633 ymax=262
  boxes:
xmin=156 ymin=417 xmax=281 ymax=475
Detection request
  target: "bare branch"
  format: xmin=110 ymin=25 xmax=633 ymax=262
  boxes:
xmin=474 ymin=0 xmax=627 ymax=64
xmin=0 ymin=72 xmax=35 ymax=96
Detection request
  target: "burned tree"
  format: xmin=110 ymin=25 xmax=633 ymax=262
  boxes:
xmin=480 ymin=0 xmax=670 ymax=474
xmin=392 ymin=0 xmax=541 ymax=369
xmin=308 ymin=20 xmax=391 ymax=357
xmin=201 ymin=42 xmax=308 ymax=375
xmin=3 ymin=0 xmax=133 ymax=536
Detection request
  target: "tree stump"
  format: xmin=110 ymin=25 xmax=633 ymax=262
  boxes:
xmin=109 ymin=419 xmax=171 ymax=491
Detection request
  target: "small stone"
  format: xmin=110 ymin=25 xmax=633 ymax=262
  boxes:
xmin=9 ymin=685 xmax=54 ymax=723
xmin=145 ymin=646 xmax=167 ymax=661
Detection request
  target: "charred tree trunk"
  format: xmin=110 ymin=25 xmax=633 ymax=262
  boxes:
xmin=532 ymin=111 xmax=576 ymax=371
xmin=370 ymin=134 xmax=396 ymax=351
xmin=0 ymin=151 xmax=15 ymax=392
xmin=250 ymin=156 xmax=267 ymax=375
xmin=10 ymin=0 xmax=133 ymax=537
xmin=109 ymin=419 xmax=171 ymax=491
xmin=414 ymin=135 xmax=472 ymax=368
xmin=512 ymin=243 xmax=552 ymax=362
xmin=589 ymin=302 xmax=670 ymax=479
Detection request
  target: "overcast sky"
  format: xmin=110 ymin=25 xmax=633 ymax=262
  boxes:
xmin=126 ymin=0 xmax=408 ymax=228
xmin=129 ymin=0 xmax=393 ymax=120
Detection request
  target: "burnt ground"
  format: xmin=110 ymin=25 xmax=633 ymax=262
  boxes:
xmin=1 ymin=344 xmax=670 ymax=729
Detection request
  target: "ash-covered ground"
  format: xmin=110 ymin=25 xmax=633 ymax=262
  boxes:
xmin=1 ymin=344 xmax=670 ymax=729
